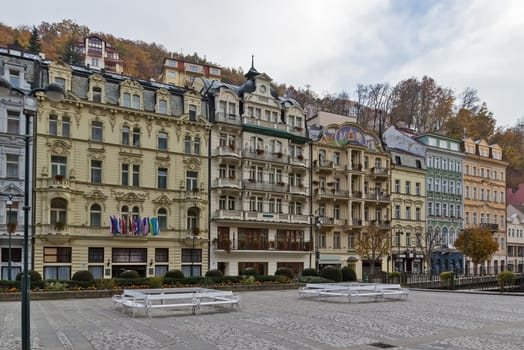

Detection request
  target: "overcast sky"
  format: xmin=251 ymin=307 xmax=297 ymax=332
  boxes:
xmin=3 ymin=0 xmax=523 ymax=127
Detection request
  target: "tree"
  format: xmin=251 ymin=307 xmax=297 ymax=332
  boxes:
xmin=454 ymin=228 xmax=499 ymax=274
xmin=354 ymin=224 xmax=389 ymax=274
xmin=490 ymin=127 xmax=524 ymax=189
xmin=28 ymin=26 xmax=41 ymax=53
xmin=416 ymin=229 xmax=441 ymax=274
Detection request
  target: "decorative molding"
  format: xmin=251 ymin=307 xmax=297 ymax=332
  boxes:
xmin=184 ymin=157 xmax=201 ymax=171
xmin=47 ymin=140 xmax=72 ymax=155
xmin=112 ymin=190 xmax=147 ymax=202
xmin=84 ymin=190 xmax=108 ymax=201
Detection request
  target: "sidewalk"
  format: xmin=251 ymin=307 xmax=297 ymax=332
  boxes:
xmin=2 ymin=289 xmax=524 ymax=349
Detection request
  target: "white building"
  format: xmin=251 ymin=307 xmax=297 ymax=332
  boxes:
xmin=507 ymin=205 xmax=524 ymax=272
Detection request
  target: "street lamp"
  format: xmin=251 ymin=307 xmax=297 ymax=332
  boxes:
xmin=0 ymin=77 xmax=65 ymax=350
xmin=396 ymin=231 xmax=404 ymax=272
xmin=315 ymin=217 xmax=323 ymax=273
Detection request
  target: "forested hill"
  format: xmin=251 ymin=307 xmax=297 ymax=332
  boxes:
xmin=2 ymin=19 xmax=524 ymax=188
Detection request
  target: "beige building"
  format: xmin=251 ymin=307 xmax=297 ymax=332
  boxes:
xmin=158 ymin=57 xmax=221 ymax=87
xmin=309 ymin=121 xmax=391 ymax=278
xmin=507 ymin=205 xmax=524 ymax=272
xmin=33 ymin=60 xmax=210 ymax=279
xmin=307 ymin=110 xmax=356 ymax=126
xmin=196 ymin=63 xmax=312 ymax=276
xmin=463 ymin=138 xmax=508 ymax=274
xmin=389 ymin=148 xmax=426 ymax=273
xmin=76 ymin=36 xmax=123 ymax=73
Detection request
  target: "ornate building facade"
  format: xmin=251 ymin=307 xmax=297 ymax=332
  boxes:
xmin=463 ymin=137 xmax=507 ymax=274
xmin=309 ymin=121 xmax=392 ymax=278
xmin=33 ymin=60 xmax=209 ymax=279
xmin=197 ymin=63 xmax=312 ymax=276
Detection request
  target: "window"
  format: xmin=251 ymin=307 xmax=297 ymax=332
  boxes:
xmin=90 ymin=204 xmax=102 ymax=226
xmin=62 ymin=116 xmax=70 ymax=137
xmin=249 ymin=196 xmax=264 ymax=212
xmin=51 ymin=156 xmax=67 ymax=177
xmin=121 ymin=126 xmax=130 ymax=145
xmin=450 ymin=204 xmax=455 ymax=217
xmin=415 ymin=182 xmax=421 ymax=196
xmin=157 ymin=208 xmax=167 ymax=229
xmin=435 ymin=179 xmax=440 ymax=192
xmin=395 ymin=156 xmax=401 ymax=165
xmin=158 ymin=168 xmax=167 ymax=189
xmin=428 ymin=178 xmax=433 ymax=191
xmin=6 ymin=154 xmax=19 ymax=178
xmin=348 ymin=233 xmax=355 ymax=249
xmin=121 ymin=164 xmax=129 ymax=186
xmin=395 ymin=205 xmax=401 ymax=219
xmin=9 ymin=69 xmax=20 ymax=88
xmin=155 ymin=248 xmax=169 ymax=262
xmin=435 ymin=203 xmax=440 ymax=216
xmin=466 ymin=212 xmax=470 ymax=224
xmin=91 ymin=121 xmax=103 ymax=141
xmin=465 ymin=186 xmax=470 ymax=199
xmin=112 ymin=248 xmax=146 ymax=263
xmin=91 ymin=160 xmax=102 ymax=183
xmin=405 ymin=206 xmax=411 ymax=220
xmin=186 ymin=171 xmax=198 ymax=191
xmin=194 ymin=137 xmax=200 ymax=155
xmin=7 ymin=110 xmax=19 ymax=134
xmin=473 ymin=212 xmax=477 ymax=225
xmin=184 ymin=136 xmax=191 ymax=154
xmin=415 ymin=160 xmax=421 ymax=168
xmin=333 ymin=152 xmax=340 ymax=165
xmin=49 ymin=115 xmax=58 ymax=136
xmin=473 ymin=187 xmax=477 ymax=200
xmin=50 ymin=198 xmax=67 ymax=225
xmin=501 ymin=192 xmax=504 ymax=203
xmin=395 ymin=180 xmax=400 ymax=193
xmin=405 ymin=181 xmax=411 ymax=194
xmin=333 ymin=232 xmax=341 ymax=249
xmin=88 ymin=247 xmax=104 ymax=263
xmin=189 ymin=104 xmax=197 ymax=121
xmin=132 ymin=94 xmax=140 ymax=109
xmin=92 ymin=87 xmax=102 ymax=103
xmin=123 ymin=93 xmax=131 ymax=107
xmin=132 ymin=127 xmax=140 ymax=147
xmin=415 ymin=207 xmax=421 ymax=221
xmin=132 ymin=165 xmax=140 ymax=186
xmin=159 ymin=100 xmax=167 ymax=114
xmin=334 ymin=205 xmax=340 ymax=220
xmin=158 ymin=132 xmax=168 ymax=151
xmin=181 ymin=249 xmax=202 ymax=277
xmin=442 ymin=204 xmax=447 ymax=217
xmin=465 ymin=165 xmax=469 ymax=175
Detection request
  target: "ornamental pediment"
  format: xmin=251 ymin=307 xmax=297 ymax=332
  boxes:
xmin=112 ymin=190 xmax=147 ymax=202
xmin=152 ymin=194 xmax=172 ymax=205
xmin=47 ymin=140 xmax=71 ymax=155
xmin=184 ymin=157 xmax=201 ymax=171
xmin=84 ymin=190 xmax=108 ymax=201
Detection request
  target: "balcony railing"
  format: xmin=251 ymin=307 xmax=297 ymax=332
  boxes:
xmin=363 ymin=192 xmax=390 ymax=201
xmin=215 ymin=111 xmax=241 ymax=125
xmin=242 ymin=116 xmax=288 ymax=132
xmin=480 ymin=223 xmax=499 ymax=231
xmin=314 ymin=159 xmax=334 ymax=170
xmin=243 ymin=181 xmax=287 ymax=192
xmin=185 ymin=189 xmax=205 ymax=199
xmin=371 ymin=167 xmax=389 ymax=176
xmin=213 ymin=209 xmax=243 ymax=220
xmin=351 ymin=163 xmax=363 ymax=171
xmin=351 ymin=219 xmax=363 ymax=226
xmin=47 ymin=176 xmax=72 ymax=190
xmin=213 ymin=145 xmax=241 ymax=157
xmin=214 ymin=177 xmax=242 ymax=188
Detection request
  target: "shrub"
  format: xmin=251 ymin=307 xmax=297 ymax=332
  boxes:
xmin=319 ymin=266 xmax=342 ymax=282
xmin=16 ymin=270 xmax=42 ymax=282
xmin=341 ymin=266 xmax=357 ymax=282
xmin=440 ymin=271 xmax=454 ymax=281
xmin=205 ymin=269 xmax=224 ymax=278
xmin=46 ymin=281 xmax=66 ymax=291
xmin=72 ymin=270 xmax=94 ymax=282
xmin=498 ymin=271 xmax=515 ymax=292
xmin=114 ymin=277 xmax=149 ymax=287
xmin=296 ymin=276 xmax=333 ymax=284
xmin=301 ymin=268 xmax=318 ymax=276
xmin=95 ymin=278 xmax=115 ymax=290
xmin=242 ymin=276 xmax=255 ymax=285
xmin=119 ymin=270 xmax=140 ymax=279
xmin=255 ymin=275 xmax=277 ymax=283
xmin=164 ymin=269 xmax=185 ymax=279
xmin=275 ymin=267 xmax=293 ymax=279
xmin=240 ymin=267 xmax=257 ymax=276
xmin=148 ymin=276 xmax=163 ymax=288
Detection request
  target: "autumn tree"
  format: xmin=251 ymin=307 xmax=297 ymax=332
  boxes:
xmin=354 ymin=224 xmax=389 ymax=274
xmin=416 ymin=229 xmax=441 ymax=274
xmin=490 ymin=127 xmax=524 ymax=189
xmin=454 ymin=228 xmax=499 ymax=274
xmin=390 ymin=76 xmax=454 ymax=133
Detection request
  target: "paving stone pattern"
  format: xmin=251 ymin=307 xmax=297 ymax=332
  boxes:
xmin=1 ymin=290 xmax=524 ymax=349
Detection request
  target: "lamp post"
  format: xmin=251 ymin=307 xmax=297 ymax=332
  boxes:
xmin=315 ymin=217 xmax=323 ymax=273
xmin=396 ymin=231 xmax=404 ymax=272
xmin=0 ymin=77 xmax=65 ymax=350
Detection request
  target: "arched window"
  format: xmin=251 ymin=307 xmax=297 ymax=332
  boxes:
xmin=121 ymin=206 xmax=129 ymax=232
xmin=132 ymin=127 xmax=141 ymax=147
xmin=194 ymin=137 xmax=200 ymax=155
xmin=132 ymin=206 xmax=140 ymax=221
xmin=90 ymin=204 xmax=102 ymax=226
xmin=187 ymin=207 xmax=200 ymax=233
xmin=184 ymin=135 xmax=192 ymax=154
xmin=121 ymin=126 xmax=130 ymax=145
xmin=50 ymin=198 xmax=67 ymax=225
xmin=158 ymin=208 xmax=167 ymax=229
xmin=442 ymin=227 xmax=448 ymax=247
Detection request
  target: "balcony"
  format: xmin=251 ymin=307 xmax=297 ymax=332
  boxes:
xmin=351 ymin=191 xmax=363 ymax=199
xmin=351 ymin=219 xmax=363 ymax=227
xmin=215 ymin=111 xmax=241 ymax=126
xmin=274 ymin=240 xmax=312 ymax=251
xmin=289 ymin=185 xmax=308 ymax=195
xmin=213 ymin=209 xmax=243 ymax=220
xmin=214 ymin=177 xmax=242 ymax=189
xmin=213 ymin=145 xmax=241 ymax=158
xmin=244 ymin=211 xmax=290 ymax=222
xmin=185 ymin=189 xmax=205 ymax=200
xmin=371 ymin=220 xmax=391 ymax=230
xmin=289 ymin=155 xmax=308 ymax=167
xmin=243 ymin=181 xmax=287 ymax=192
xmin=314 ymin=159 xmax=334 ymax=172
xmin=371 ymin=167 xmax=389 ymax=177
xmin=289 ymin=214 xmax=309 ymax=224
xmin=350 ymin=163 xmax=363 ymax=171
xmin=363 ymin=192 xmax=390 ymax=203
xmin=242 ymin=116 xmax=288 ymax=132
xmin=480 ymin=223 xmax=499 ymax=232
xmin=47 ymin=176 xmax=72 ymax=190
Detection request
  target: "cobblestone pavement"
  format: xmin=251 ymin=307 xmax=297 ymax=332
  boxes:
xmin=1 ymin=290 xmax=524 ymax=349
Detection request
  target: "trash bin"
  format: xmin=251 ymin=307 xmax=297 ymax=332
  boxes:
xmin=363 ymin=273 xmax=368 ymax=283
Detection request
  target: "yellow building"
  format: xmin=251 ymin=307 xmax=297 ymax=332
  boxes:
xmin=33 ymin=60 xmax=210 ymax=279
xmin=158 ymin=57 xmax=221 ymax=87
xmin=389 ymin=148 xmax=426 ymax=273
xmin=463 ymin=138 xmax=508 ymax=274
xmin=309 ymin=122 xmax=391 ymax=278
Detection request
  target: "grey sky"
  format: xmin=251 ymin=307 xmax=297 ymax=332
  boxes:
xmin=3 ymin=0 xmax=523 ymax=127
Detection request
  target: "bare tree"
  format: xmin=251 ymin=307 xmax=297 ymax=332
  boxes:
xmin=416 ymin=229 xmax=441 ymax=274
xmin=355 ymin=224 xmax=390 ymax=274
